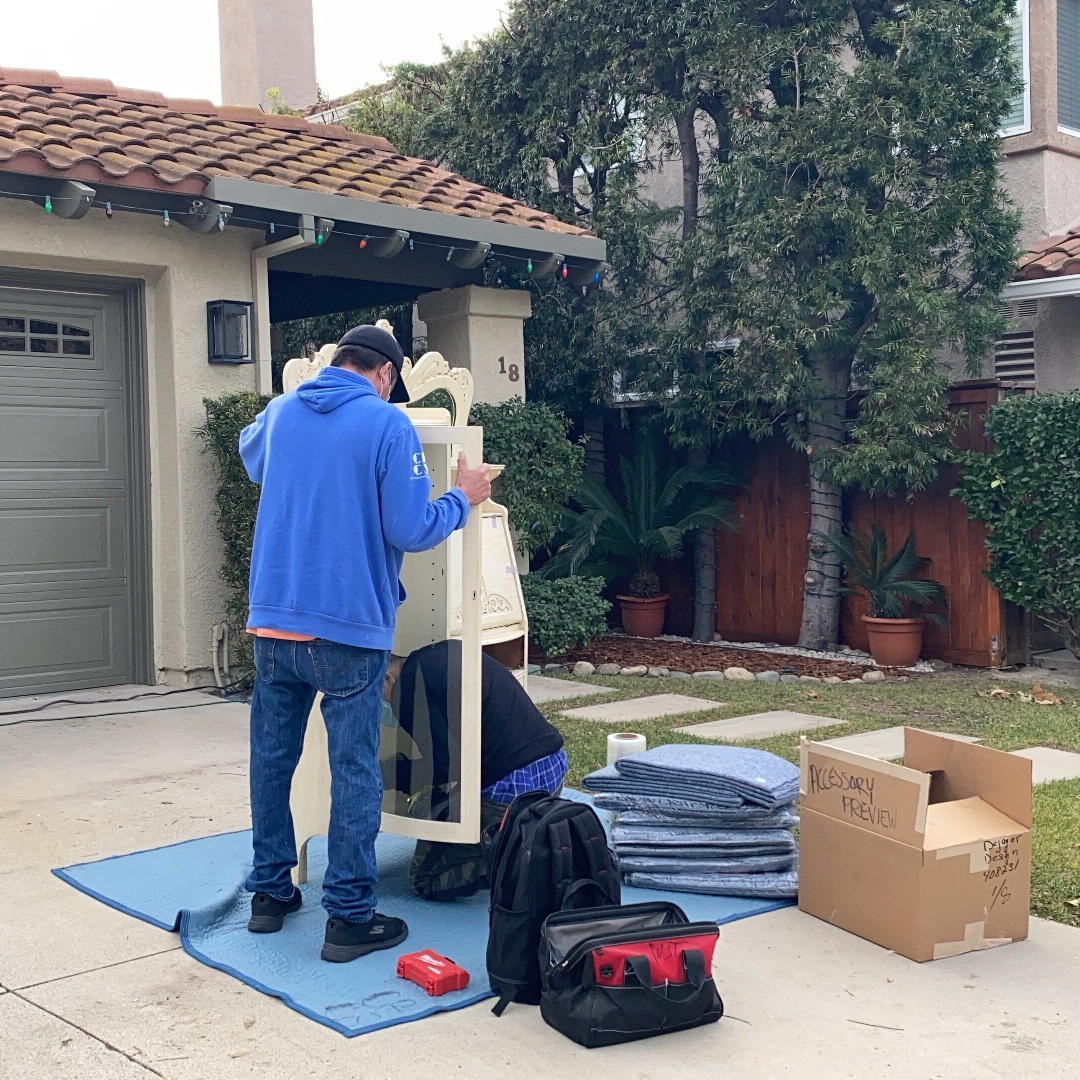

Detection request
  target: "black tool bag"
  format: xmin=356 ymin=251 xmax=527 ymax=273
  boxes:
xmin=538 ymin=901 xmax=724 ymax=1048
xmin=485 ymin=792 xmax=621 ymax=1015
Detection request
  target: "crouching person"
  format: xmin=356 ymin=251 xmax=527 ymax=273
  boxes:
xmin=383 ymin=639 xmax=566 ymax=899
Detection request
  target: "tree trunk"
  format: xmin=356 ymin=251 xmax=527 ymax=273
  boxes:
xmin=692 ymin=525 xmax=717 ymax=642
xmin=674 ymin=103 xmax=715 ymax=641
xmin=798 ymin=363 xmax=849 ymax=650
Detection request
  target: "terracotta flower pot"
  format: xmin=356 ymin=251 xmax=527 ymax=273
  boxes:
xmin=861 ymin=615 xmax=924 ymax=668
xmin=618 ymin=594 xmax=670 ymax=638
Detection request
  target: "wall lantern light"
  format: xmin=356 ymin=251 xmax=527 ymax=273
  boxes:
xmin=207 ymin=300 xmax=254 ymax=364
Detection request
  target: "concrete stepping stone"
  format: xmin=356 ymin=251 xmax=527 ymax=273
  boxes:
xmin=1010 ymin=747 xmax=1080 ymax=785
xmin=561 ymin=694 xmax=721 ymax=724
xmin=527 ymin=676 xmax=608 ymax=705
xmin=818 ymin=726 xmax=980 ymax=762
xmin=675 ymin=710 xmax=850 ymax=742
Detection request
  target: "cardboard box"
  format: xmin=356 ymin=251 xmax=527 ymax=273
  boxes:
xmin=798 ymin=728 xmax=1032 ymax=962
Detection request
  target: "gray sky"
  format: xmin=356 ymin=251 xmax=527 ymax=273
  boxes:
xmin=4 ymin=0 xmax=506 ymax=103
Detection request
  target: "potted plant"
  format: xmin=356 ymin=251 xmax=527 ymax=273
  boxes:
xmin=546 ymin=440 xmax=736 ymax=639
xmin=820 ymin=527 xmax=946 ymax=667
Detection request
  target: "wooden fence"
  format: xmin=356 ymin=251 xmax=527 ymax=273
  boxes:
xmin=707 ymin=381 xmax=1006 ymax=667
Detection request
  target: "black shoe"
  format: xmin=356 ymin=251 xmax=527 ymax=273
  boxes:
xmin=247 ymin=887 xmax=302 ymax=933
xmin=321 ymin=913 xmax=409 ymax=963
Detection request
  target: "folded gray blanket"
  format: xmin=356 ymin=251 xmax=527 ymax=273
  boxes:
xmin=616 ymin=853 xmax=796 ymax=875
xmin=594 ymin=791 xmax=799 ymax=827
xmin=625 ymin=867 xmax=799 ymax=899
xmin=611 ymin=825 xmax=797 ymax=849
xmin=582 ymin=764 xmax=742 ymax=807
xmin=614 ymin=808 xmax=799 ymax=830
xmin=615 ymin=744 xmax=800 ymax=810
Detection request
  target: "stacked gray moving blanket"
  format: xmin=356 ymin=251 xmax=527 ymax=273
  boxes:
xmin=583 ymin=744 xmax=799 ymax=899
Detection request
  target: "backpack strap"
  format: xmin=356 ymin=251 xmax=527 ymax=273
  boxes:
xmin=549 ymin=816 xmax=575 ymax=909
xmin=568 ymin=810 xmax=620 ymax=904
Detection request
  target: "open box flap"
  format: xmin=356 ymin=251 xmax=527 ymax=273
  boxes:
xmin=800 ymin=740 xmax=930 ymax=848
xmin=903 ymin=728 xmax=1033 ymax=829
xmin=923 ymin=796 xmax=1028 ymax=853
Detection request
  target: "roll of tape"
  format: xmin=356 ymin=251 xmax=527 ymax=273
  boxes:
xmin=607 ymin=732 xmax=647 ymax=766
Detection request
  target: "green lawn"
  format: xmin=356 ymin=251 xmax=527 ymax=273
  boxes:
xmin=539 ymin=671 xmax=1080 ymax=928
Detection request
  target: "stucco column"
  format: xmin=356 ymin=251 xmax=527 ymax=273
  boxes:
xmin=416 ymin=286 xmax=532 ymax=406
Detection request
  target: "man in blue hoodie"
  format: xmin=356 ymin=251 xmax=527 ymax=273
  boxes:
xmin=238 ymin=324 xmax=490 ymax=963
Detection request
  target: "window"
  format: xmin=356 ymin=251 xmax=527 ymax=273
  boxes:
xmin=609 ymin=339 xmax=739 ymax=406
xmin=1061 ymin=0 xmax=1080 ymax=133
xmin=1003 ymin=0 xmax=1030 ymax=136
xmin=0 ymin=316 xmax=93 ymax=357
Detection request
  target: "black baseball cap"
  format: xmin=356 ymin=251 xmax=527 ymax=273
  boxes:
xmin=336 ymin=324 xmax=410 ymax=403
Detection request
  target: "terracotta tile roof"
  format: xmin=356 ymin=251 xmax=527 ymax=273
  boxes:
xmin=1015 ymin=230 xmax=1080 ymax=280
xmin=0 ymin=68 xmax=586 ymax=237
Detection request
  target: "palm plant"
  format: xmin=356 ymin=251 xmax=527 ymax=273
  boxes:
xmin=819 ymin=527 xmax=946 ymax=623
xmin=546 ymin=440 xmax=738 ymax=597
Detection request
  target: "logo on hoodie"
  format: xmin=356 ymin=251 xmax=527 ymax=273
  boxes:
xmin=411 ymin=452 xmax=429 ymax=479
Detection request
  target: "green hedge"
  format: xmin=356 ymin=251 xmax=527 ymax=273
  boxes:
xmin=521 ymin=575 xmax=610 ymax=658
xmin=954 ymin=391 xmax=1080 ymax=658
xmin=470 ymin=398 xmax=584 ymax=556
xmin=197 ymin=392 xmax=269 ymax=680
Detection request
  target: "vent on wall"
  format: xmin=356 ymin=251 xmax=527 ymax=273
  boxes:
xmin=997 ymin=298 xmax=1038 ymax=320
xmin=994 ymin=331 xmax=1036 ymax=386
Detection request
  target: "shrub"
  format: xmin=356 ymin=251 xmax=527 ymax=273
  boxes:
xmin=196 ymin=392 xmax=270 ymax=680
xmin=520 ymin=575 xmax=611 ymax=658
xmin=953 ymin=391 xmax=1080 ymax=658
xmin=469 ymin=398 xmax=584 ymax=555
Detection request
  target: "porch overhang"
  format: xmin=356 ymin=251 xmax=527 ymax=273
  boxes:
xmin=203 ymin=176 xmax=607 ymax=288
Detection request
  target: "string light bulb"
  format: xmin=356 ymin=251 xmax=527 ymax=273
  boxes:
xmin=105 ymin=202 xmax=113 ymax=218
xmin=269 ymin=222 xmax=276 ymax=235
xmin=358 ymin=236 xmax=368 ymax=250
xmin=163 ymin=209 xmax=171 ymax=227
xmin=526 ymin=258 xmax=533 ymax=274
xmin=561 ymin=264 xmax=568 ymax=279
xmin=446 ymin=246 xmax=455 ymax=262
xmin=218 ymin=212 xmax=226 ymax=231
xmin=44 ymin=195 xmax=52 ymax=214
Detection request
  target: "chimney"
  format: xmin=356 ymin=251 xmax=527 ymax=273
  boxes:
xmin=218 ymin=0 xmax=318 ymax=111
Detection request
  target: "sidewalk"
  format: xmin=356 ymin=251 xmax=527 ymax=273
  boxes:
xmin=2 ymin=688 xmax=1078 ymax=1079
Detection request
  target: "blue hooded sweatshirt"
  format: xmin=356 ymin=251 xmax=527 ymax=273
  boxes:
xmin=239 ymin=366 xmax=470 ymax=649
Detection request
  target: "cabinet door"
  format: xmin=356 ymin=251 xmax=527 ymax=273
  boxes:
xmin=382 ymin=425 xmax=483 ymax=842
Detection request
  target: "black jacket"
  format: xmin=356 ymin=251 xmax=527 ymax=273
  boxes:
xmin=396 ymin=640 xmax=563 ymax=788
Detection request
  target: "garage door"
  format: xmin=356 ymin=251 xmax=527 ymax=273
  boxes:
xmin=0 ymin=282 xmax=144 ymax=698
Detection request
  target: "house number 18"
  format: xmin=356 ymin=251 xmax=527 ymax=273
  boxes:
xmin=497 ymin=356 xmax=520 ymax=382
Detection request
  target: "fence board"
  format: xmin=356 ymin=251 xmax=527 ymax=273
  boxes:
xmin=714 ymin=383 xmax=1005 ymax=666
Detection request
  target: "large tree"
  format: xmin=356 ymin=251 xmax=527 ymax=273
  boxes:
xmin=346 ymin=0 xmax=1021 ymax=650
xmin=650 ymin=0 xmax=1022 ymax=647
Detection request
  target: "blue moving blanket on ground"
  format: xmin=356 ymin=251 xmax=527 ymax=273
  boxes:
xmin=613 ymin=744 xmax=801 ymax=809
xmin=54 ymin=808 xmax=791 ymax=1037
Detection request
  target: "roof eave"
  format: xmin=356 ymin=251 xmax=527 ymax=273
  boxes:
xmin=203 ymin=176 xmax=607 ymax=264
xmin=1005 ymin=273 xmax=1080 ymax=300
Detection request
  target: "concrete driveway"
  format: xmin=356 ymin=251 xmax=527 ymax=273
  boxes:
xmin=2 ymin=687 xmax=1078 ymax=1079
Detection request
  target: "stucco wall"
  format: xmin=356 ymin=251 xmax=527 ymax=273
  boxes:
xmin=1034 ymin=295 xmax=1080 ymax=390
xmin=0 ymin=198 xmax=260 ymax=687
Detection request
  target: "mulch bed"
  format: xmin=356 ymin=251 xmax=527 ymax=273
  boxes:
xmin=567 ymin=636 xmax=876 ymax=680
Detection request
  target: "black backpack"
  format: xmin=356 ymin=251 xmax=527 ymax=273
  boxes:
xmin=485 ymin=792 xmax=621 ymax=1016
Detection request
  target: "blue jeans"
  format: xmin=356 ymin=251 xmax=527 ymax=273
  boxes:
xmin=245 ymin=637 xmax=389 ymax=923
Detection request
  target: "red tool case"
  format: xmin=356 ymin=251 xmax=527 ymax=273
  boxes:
xmin=396 ymin=950 xmax=470 ymax=996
